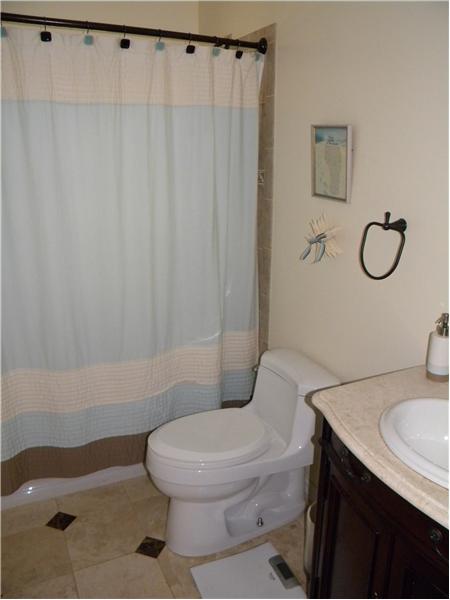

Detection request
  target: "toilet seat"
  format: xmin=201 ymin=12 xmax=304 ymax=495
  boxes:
xmin=148 ymin=408 xmax=270 ymax=469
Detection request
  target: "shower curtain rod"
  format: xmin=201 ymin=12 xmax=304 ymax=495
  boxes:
xmin=1 ymin=12 xmax=268 ymax=54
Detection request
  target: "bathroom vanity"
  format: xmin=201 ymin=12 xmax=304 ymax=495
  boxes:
xmin=309 ymin=366 xmax=448 ymax=599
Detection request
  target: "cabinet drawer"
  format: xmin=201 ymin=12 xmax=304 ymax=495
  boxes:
xmin=326 ymin=431 xmax=377 ymax=490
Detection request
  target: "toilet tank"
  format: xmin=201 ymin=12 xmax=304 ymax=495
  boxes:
xmin=251 ymin=349 xmax=340 ymax=445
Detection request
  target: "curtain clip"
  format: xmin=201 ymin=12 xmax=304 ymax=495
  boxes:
xmin=235 ymin=40 xmax=243 ymax=59
xmin=84 ymin=21 xmax=94 ymax=45
xmin=120 ymin=25 xmax=130 ymax=49
xmin=40 ymin=17 xmax=52 ymax=42
xmin=212 ymin=37 xmax=221 ymax=57
xmin=186 ymin=33 xmax=195 ymax=54
xmin=155 ymin=29 xmax=165 ymax=51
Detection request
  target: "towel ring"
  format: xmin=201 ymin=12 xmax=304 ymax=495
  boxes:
xmin=359 ymin=212 xmax=407 ymax=280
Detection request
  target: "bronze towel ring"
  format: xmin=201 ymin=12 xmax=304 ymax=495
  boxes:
xmin=359 ymin=212 xmax=407 ymax=280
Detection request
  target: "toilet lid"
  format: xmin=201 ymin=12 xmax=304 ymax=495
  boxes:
xmin=149 ymin=408 xmax=269 ymax=468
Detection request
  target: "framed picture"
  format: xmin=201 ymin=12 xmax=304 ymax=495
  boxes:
xmin=311 ymin=125 xmax=352 ymax=202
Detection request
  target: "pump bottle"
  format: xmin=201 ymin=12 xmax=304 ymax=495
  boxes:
xmin=426 ymin=313 xmax=449 ymax=381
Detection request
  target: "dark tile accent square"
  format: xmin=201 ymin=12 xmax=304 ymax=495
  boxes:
xmin=46 ymin=511 xmax=77 ymax=531
xmin=135 ymin=536 xmax=165 ymax=558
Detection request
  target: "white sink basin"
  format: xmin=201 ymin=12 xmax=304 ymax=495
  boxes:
xmin=380 ymin=397 xmax=448 ymax=488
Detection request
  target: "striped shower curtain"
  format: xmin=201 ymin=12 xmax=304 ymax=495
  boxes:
xmin=2 ymin=26 xmax=263 ymax=495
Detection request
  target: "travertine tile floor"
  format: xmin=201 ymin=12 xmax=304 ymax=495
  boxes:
xmin=1 ymin=475 xmax=307 ymax=598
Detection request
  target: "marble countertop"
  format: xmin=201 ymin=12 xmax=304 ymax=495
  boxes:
xmin=312 ymin=366 xmax=448 ymax=528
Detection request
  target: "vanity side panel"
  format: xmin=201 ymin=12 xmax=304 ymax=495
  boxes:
xmin=309 ymin=419 xmax=449 ymax=599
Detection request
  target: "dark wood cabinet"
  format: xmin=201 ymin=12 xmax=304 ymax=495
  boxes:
xmin=309 ymin=420 xmax=448 ymax=599
xmin=386 ymin=535 xmax=448 ymax=599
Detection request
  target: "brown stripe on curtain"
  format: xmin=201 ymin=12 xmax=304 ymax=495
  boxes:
xmin=1 ymin=432 xmax=149 ymax=496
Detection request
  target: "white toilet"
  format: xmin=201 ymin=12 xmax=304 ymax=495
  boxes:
xmin=145 ymin=348 xmax=340 ymax=556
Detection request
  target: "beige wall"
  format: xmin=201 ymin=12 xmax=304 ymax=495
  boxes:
xmin=200 ymin=2 xmax=448 ymax=382
xmin=2 ymin=2 xmax=199 ymax=33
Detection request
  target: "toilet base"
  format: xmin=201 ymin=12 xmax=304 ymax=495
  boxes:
xmin=165 ymin=469 xmax=306 ymax=556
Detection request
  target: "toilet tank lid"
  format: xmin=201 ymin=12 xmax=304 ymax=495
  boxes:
xmin=260 ymin=348 xmax=340 ymax=396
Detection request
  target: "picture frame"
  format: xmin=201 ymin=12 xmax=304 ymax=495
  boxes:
xmin=311 ymin=125 xmax=352 ymax=202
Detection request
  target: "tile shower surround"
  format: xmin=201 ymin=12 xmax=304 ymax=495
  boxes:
xmin=245 ymin=24 xmax=275 ymax=357
xmin=222 ymin=25 xmax=275 ymax=413
xmin=1 ymin=475 xmax=307 ymax=598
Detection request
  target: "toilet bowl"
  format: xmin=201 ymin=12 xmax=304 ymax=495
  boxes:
xmin=146 ymin=348 xmax=340 ymax=556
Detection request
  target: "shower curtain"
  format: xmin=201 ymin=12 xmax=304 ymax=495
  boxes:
xmin=2 ymin=26 xmax=263 ymax=495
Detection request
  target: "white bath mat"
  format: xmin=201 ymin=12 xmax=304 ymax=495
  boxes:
xmin=190 ymin=542 xmax=307 ymax=599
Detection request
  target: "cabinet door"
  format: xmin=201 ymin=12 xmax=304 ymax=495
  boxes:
xmin=386 ymin=535 xmax=449 ymax=599
xmin=310 ymin=422 xmax=449 ymax=599
xmin=317 ymin=464 xmax=390 ymax=599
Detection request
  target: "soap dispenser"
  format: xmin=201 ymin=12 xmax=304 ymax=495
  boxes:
xmin=426 ymin=313 xmax=449 ymax=381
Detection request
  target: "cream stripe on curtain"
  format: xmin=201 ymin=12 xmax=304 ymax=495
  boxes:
xmin=1 ymin=26 xmax=263 ymax=495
